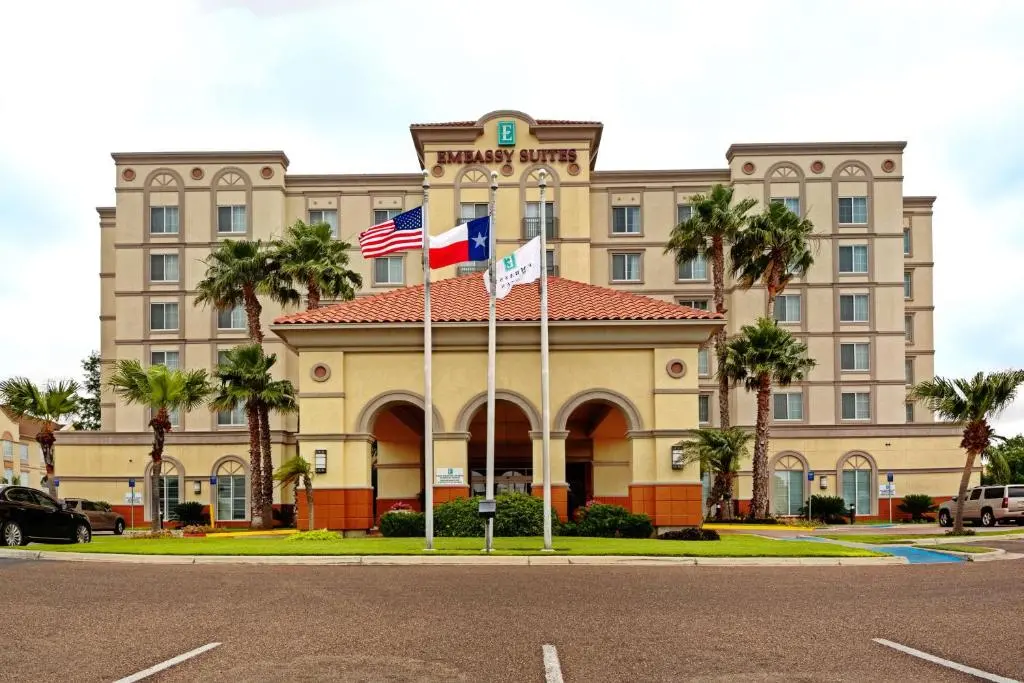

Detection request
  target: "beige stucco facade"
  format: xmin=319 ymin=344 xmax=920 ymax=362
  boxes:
xmin=48 ymin=109 xmax=972 ymax=528
xmin=1 ymin=409 xmax=44 ymax=489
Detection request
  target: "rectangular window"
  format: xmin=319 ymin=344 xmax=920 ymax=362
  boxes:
xmin=774 ymin=294 xmax=801 ymax=323
xmin=150 ymin=350 xmax=180 ymax=370
xmin=773 ymin=470 xmax=804 ymax=516
xmin=546 ymin=249 xmax=557 ymax=276
xmin=308 ymin=209 xmax=339 ymax=237
xmin=840 ymin=343 xmax=870 ymax=371
xmin=773 ymin=393 xmax=803 ymax=421
xmin=2 ymin=441 xmax=12 ymax=460
xmin=676 ymin=204 xmax=692 ymax=224
xmin=217 ymin=205 xmax=247 ymax=233
xmin=904 ymin=271 xmax=913 ymax=299
xmin=841 ymin=392 xmax=871 ymax=420
xmin=525 ymin=202 xmax=556 ymax=239
xmin=611 ymin=206 xmax=641 ymax=234
xmin=217 ymin=404 xmax=247 ymax=427
xmin=839 ymin=294 xmax=869 ymax=322
xmin=373 ymin=256 xmax=404 ymax=285
xmin=150 ymin=253 xmax=179 ymax=282
xmin=150 ymin=302 xmax=179 ymax=331
xmin=905 ymin=314 xmax=914 ymax=342
xmin=905 ymin=358 xmax=914 ymax=385
xmin=150 ymin=206 xmax=180 ymax=235
xmin=697 ymin=348 xmax=710 ymax=377
xmin=903 ymin=228 xmax=911 ymax=256
xmin=610 ymin=253 xmax=641 ymax=282
xmin=771 ymin=197 xmax=800 ymax=214
xmin=460 ymin=203 xmax=489 ymax=221
xmin=157 ymin=473 xmax=180 ymax=521
xmin=217 ymin=475 xmax=247 ymax=521
xmin=676 ymin=253 xmax=708 ymax=280
xmin=837 ymin=197 xmax=868 ymax=224
xmin=838 ymin=245 xmax=868 ymax=274
xmin=19 ymin=444 xmax=28 ymax=463
xmin=678 ymin=299 xmax=710 ymax=311
xmin=217 ymin=305 xmax=246 ymax=330
xmin=842 ymin=469 xmax=871 ymax=515
xmin=698 ymin=394 xmax=710 ymax=425
xmin=374 ymin=208 xmax=402 ymax=225
xmin=905 ymin=402 xmax=914 ymax=423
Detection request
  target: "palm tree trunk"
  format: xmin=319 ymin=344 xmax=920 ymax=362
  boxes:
xmin=711 ymin=236 xmax=730 ymax=429
xmin=246 ymin=401 xmax=265 ymax=529
xmin=36 ymin=431 xmax=57 ymax=498
xmin=148 ymin=410 xmax=170 ymax=531
xmin=242 ymin=285 xmax=264 ymax=344
xmin=721 ymin=471 xmax=735 ymax=521
xmin=293 ymin=479 xmax=299 ymax=528
xmin=750 ymin=377 xmax=772 ymax=519
xmin=258 ymin=401 xmax=274 ymax=528
xmin=953 ymin=449 xmax=978 ymax=534
xmin=306 ymin=280 xmax=321 ymax=310
xmin=304 ymin=476 xmax=315 ymax=531
xmin=151 ymin=458 xmax=162 ymax=532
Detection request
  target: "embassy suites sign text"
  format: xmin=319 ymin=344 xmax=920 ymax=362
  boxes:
xmin=435 ymin=148 xmax=579 ymax=165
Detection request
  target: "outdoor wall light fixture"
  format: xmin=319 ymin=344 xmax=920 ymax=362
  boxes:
xmin=193 ymin=481 xmax=202 ymax=494
xmin=314 ymin=449 xmax=327 ymax=474
xmin=670 ymin=444 xmax=684 ymax=470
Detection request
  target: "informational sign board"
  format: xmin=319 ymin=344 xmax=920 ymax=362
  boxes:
xmin=879 ymin=483 xmax=896 ymax=497
xmin=123 ymin=491 xmax=142 ymax=504
xmin=435 ymin=467 xmax=465 ymax=485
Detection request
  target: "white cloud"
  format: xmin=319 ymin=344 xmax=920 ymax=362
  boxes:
xmin=1 ymin=0 xmax=1022 ymax=430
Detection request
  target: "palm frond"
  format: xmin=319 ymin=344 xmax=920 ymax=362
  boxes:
xmin=720 ymin=318 xmax=816 ymax=392
xmin=910 ymin=370 xmax=1024 ymax=423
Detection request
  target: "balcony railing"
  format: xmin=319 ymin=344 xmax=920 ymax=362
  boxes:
xmin=522 ymin=216 xmax=558 ymax=240
xmin=456 ymin=262 xmax=489 ymax=276
xmin=546 ymin=263 xmax=559 ymax=276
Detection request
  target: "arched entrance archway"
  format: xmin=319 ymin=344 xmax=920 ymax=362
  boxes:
xmin=466 ymin=399 xmax=533 ymax=497
xmin=367 ymin=401 xmax=427 ymax=522
xmin=564 ymin=400 xmax=632 ymax=520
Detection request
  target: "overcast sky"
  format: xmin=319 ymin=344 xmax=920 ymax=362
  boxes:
xmin=0 ymin=0 xmax=1022 ymax=433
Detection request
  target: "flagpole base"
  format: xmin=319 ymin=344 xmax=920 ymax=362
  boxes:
xmin=540 ymin=548 xmax=555 ymax=553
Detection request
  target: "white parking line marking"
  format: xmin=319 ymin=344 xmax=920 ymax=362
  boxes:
xmin=113 ymin=642 xmax=221 ymax=683
xmin=873 ymin=638 xmax=1020 ymax=683
xmin=543 ymin=644 xmax=564 ymax=683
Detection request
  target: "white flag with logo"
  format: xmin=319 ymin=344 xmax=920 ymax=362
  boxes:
xmin=484 ymin=236 xmax=542 ymax=300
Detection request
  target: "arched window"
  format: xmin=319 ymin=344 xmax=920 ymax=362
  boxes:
xmin=842 ymin=454 xmax=873 ymax=515
xmin=155 ymin=461 xmax=181 ymax=522
xmin=772 ymin=455 xmax=805 ymax=516
xmin=216 ymin=459 xmax=247 ymax=521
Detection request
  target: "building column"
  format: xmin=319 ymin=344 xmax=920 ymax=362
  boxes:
xmin=295 ymin=435 xmax=373 ymax=535
xmin=627 ymin=433 xmax=703 ymax=529
xmin=530 ymin=430 xmax=569 ymax=521
xmin=432 ymin=432 xmax=470 ymax=505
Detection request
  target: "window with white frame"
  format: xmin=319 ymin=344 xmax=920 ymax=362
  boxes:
xmin=3 ymin=468 xmax=13 ymax=485
xmin=676 ymin=253 xmax=707 ymax=280
xmin=217 ymin=404 xmax=246 ymax=427
xmin=217 ymin=205 xmax=247 ymax=233
xmin=150 ymin=350 xmax=180 ymax=370
xmin=905 ymin=402 xmax=914 ymax=423
xmin=2 ymin=441 xmax=12 ymax=460
xmin=903 ymin=228 xmax=911 ymax=256
xmin=772 ymin=455 xmax=805 ymax=516
xmin=216 ymin=460 xmax=247 ymax=521
xmin=904 ymin=271 xmax=913 ymax=299
xmin=525 ymin=202 xmax=556 ymax=240
xmin=771 ymin=197 xmax=800 ymax=214
xmin=19 ymin=444 xmax=28 ymax=463
xmin=154 ymin=462 xmax=181 ymax=521
xmin=773 ymin=393 xmax=803 ymax=421
xmin=374 ymin=256 xmax=404 ymax=285
xmin=217 ymin=305 xmax=246 ymax=330
xmin=837 ymin=196 xmax=868 ymax=224
xmin=904 ymin=314 xmax=914 ymax=342
xmin=905 ymin=358 xmax=914 ymax=384
xmin=460 ymin=203 xmax=489 ymax=221
xmin=150 ymin=302 xmax=179 ymax=331
xmin=611 ymin=206 xmax=641 ymax=234
xmin=309 ymin=209 xmax=339 ymax=237
xmin=842 ymin=454 xmax=872 ymax=514
xmin=150 ymin=206 xmax=180 ymax=235
xmin=838 ymin=245 xmax=868 ymax=274
xmin=697 ymin=348 xmax=710 ymax=377
xmin=841 ymin=392 xmax=871 ymax=420
xmin=839 ymin=294 xmax=869 ymax=322
xmin=774 ymin=294 xmax=801 ymax=323
xmin=698 ymin=394 xmax=711 ymax=425
xmin=840 ymin=343 xmax=870 ymax=371
xmin=676 ymin=204 xmax=693 ymax=224
xmin=374 ymin=208 xmax=402 ymax=225
xmin=677 ymin=299 xmax=710 ymax=311
xmin=150 ymin=253 xmax=179 ymax=282
xmin=610 ymin=253 xmax=641 ymax=282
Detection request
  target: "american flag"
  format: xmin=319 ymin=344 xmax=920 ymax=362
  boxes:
xmin=358 ymin=207 xmax=423 ymax=258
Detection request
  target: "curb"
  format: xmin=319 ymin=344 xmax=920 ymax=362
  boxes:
xmin=912 ymin=533 xmax=1024 ymax=547
xmin=0 ymin=549 xmax=905 ymax=567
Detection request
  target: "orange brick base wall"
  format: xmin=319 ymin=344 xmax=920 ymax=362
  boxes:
xmin=297 ymin=488 xmax=373 ymax=530
xmin=531 ymin=484 xmax=568 ymax=522
xmin=629 ymin=484 xmax=703 ymax=527
xmin=730 ymin=495 xmax=954 ymax=522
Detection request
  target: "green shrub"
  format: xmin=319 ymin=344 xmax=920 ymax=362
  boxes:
xmin=494 ymin=492 xmax=549 ymax=537
xmin=557 ymin=521 xmax=578 ymax=536
xmin=897 ymin=494 xmax=938 ymax=521
xmin=171 ymin=501 xmax=206 ymax=526
xmin=710 ymin=517 xmax=780 ymax=525
xmin=658 ymin=528 xmax=720 ymax=541
xmin=798 ymin=495 xmax=849 ymax=523
xmin=576 ymin=503 xmax=653 ymax=538
xmin=380 ymin=511 xmax=426 ymax=537
xmin=286 ymin=529 xmax=342 ymax=541
xmin=434 ymin=497 xmax=485 ymax=537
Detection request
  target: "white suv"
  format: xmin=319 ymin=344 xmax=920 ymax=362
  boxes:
xmin=938 ymin=485 xmax=1024 ymax=527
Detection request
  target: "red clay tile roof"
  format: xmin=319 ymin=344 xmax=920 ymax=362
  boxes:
xmin=409 ymin=121 xmax=476 ymax=128
xmin=274 ymin=275 xmax=722 ymax=325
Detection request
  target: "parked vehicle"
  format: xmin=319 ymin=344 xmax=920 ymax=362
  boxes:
xmin=938 ymin=485 xmax=1024 ymax=527
xmin=0 ymin=485 xmax=92 ymax=546
xmin=62 ymin=498 xmax=125 ymax=535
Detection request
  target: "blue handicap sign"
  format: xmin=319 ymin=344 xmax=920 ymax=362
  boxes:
xmin=807 ymin=471 xmax=815 ymax=481
xmin=128 ymin=478 xmax=136 ymax=488
xmin=210 ymin=475 xmax=218 ymax=486
xmin=54 ymin=478 xmax=60 ymax=487
xmin=887 ymin=471 xmax=894 ymax=483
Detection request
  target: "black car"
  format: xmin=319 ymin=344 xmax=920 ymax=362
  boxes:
xmin=0 ymin=485 xmax=92 ymax=546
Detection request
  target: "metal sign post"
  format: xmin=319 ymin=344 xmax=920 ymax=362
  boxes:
xmin=128 ymin=478 xmax=136 ymax=530
xmin=210 ymin=475 xmax=218 ymax=527
xmin=887 ymin=471 xmax=894 ymax=524
xmin=807 ymin=471 xmax=815 ymax=522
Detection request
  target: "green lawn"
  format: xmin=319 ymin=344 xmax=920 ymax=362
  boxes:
xmin=818 ymin=529 xmax=1024 ymax=544
xmin=19 ymin=534 xmax=881 ymax=557
xmin=932 ymin=545 xmax=997 ymax=554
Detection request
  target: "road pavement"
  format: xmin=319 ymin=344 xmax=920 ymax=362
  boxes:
xmin=1 ymin=556 xmax=1021 ymax=682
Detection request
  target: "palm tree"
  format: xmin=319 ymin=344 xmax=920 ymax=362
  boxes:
xmin=273 ymin=455 xmax=315 ymax=530
xmin=665 ymin=184 xmax=756 ymax=429
xmin=272 ymin=220 xmax=363 ymax=310
xmin=675 ymin=427 xmax=753 ymax=522
xmin=909 ymin=370 xmax=1024 ymax=533
xmin=0 ymin=378 xmax=80 ymax=497
xmin=195 ymin=239 xmax=300 ymax=343
xmin=214 ymin=344 xmax=296 ymax=528
xmin=106 ymin=362 xmax=212 ymax=530
xmin=721 ymin=318 xmax=816 ymax=519
xmin=730 ymin=201 xmax=816 ymax=318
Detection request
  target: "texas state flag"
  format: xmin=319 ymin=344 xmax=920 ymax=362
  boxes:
xmin=428 ymin=216 xmax=491 ymax=269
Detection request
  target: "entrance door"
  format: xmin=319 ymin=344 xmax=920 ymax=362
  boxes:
xmin=565 ymin=462 xmax=591 ymax=521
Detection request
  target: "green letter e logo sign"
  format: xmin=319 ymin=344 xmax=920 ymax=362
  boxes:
xmin=497 ymin=120 xmax=516 ymax=146
xmin=502 ymin=254 xmax=517 ymax=270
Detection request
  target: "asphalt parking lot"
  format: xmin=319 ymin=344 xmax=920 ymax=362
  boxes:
xmin=1 ymin=548 xmax=1022 ymax=682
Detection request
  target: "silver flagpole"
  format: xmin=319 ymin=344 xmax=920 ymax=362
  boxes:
xmin=484 ymin=171 xmax=498 ymax=553
xmin=422 ymin=170 xmax=435 ymax=551
xmin=539 ymin=169 xmax=553 ymax=551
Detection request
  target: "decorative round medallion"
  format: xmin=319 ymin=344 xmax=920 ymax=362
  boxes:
xmin=260 ymin=166 xmax=274 ymax=179
xmin=810 ymin=160 xmax=825 ymax=174
xmin=431 ymin=164 xmax=444 ymax=178
xmin=566 ymin=162 xmax=580 ymax=176
xmin=741 ymin=162 xmax=755 ymax=175
xmin=121 ymin=168 xmax=136 ymax=182
xmin=881 ymin=159 xmax=895 ymax=173
xmin=190 ymin=167 xmax=204 ymax=180
xmin=310 ymin=363 xmax=331 ymax=382
xmin=665 ymin=359 xmax=687 ymax=379
xmin=500 ymin=163 xmax=514 ymax=177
